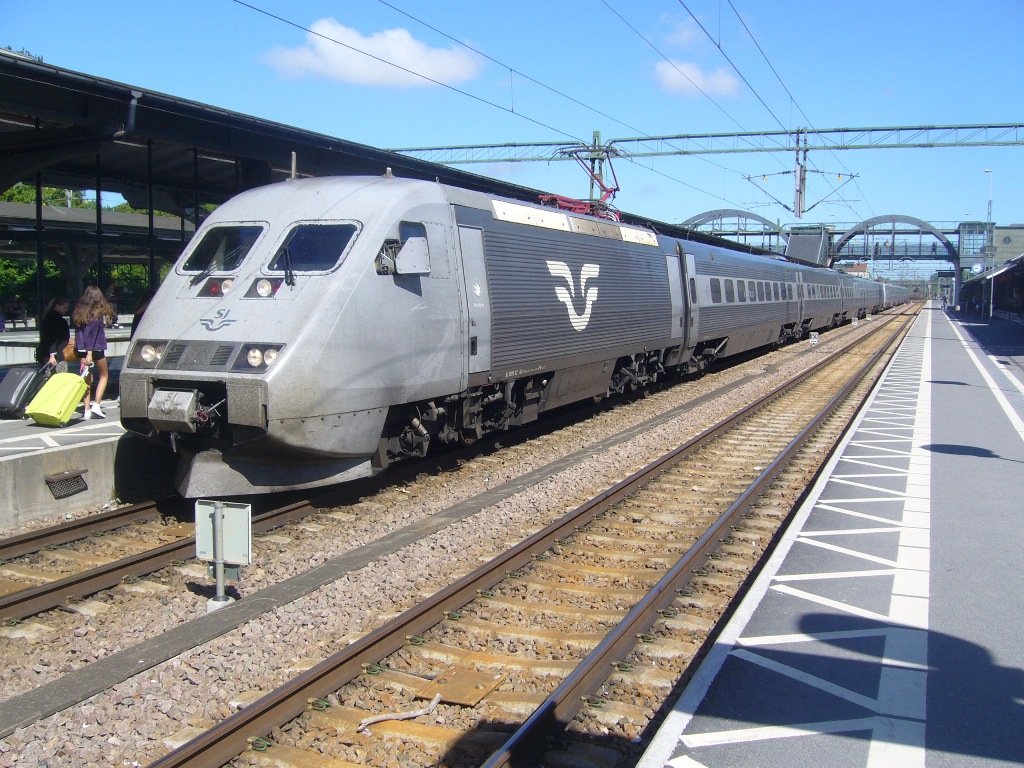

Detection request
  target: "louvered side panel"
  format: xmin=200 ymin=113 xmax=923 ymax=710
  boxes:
xmin=481 ymin=226 xmax=671 ymax=374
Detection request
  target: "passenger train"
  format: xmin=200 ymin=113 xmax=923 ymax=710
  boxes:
xmin=119 ymin=174 xmax=909 ymax=496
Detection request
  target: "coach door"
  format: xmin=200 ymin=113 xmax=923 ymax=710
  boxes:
xmin=458 ymin=226 xmax=492 ymax=375
xmin=680 ymin=247 xmax=699 ymax=351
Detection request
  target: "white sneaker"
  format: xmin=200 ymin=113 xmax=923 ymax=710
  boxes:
xmin=90 ymin=403 xmax=105 ymax=419
xmin=83 ymin=407 xmax=92 ymax=420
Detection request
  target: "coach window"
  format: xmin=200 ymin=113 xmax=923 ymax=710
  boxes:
xmin=689 ymin=278 xmax=697 ymax=304
xmin=756 ymin=282 xmax=765 ymax=302
xmin=773 ymin=283 xmax=780 ymax=301
xmin=724 ymin=279 xmax=735 ymax=303
xmin=748 ymin=280 xmax=756 ymax=300
xmin=710 ymin=278 xmax=723 ymax=304
xmin=787 ymin=284 xmax=793 ymax=300
xmin=737 ymin=280 xmax=746 ymax=302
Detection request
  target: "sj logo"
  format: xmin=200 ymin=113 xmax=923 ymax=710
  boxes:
xmin=199 ymin=309 xmax=236 ymax=331
xmin=546 ymin=260 xmax=599 ymax=331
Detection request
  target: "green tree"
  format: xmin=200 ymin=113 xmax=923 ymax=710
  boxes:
xmin=1 ymin=183 xmax=89 ymax=207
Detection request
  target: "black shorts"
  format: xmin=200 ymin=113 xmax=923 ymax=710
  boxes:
xmin=77 ymin=350 xmax=105 ymax=361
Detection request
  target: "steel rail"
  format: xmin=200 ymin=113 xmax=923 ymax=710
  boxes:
xmin=146 ymin=309 xmax=915 ymax=768
xmin=481 ymin=311 xmax=914 ymax=766
xmin=0 ymin=500 xmax=316 ymax=622
xmin=0 ymin=500 xmax=164 ymax=561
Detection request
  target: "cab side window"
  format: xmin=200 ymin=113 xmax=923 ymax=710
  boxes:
xmin=376 ymin=221 xmax=431 ymax=275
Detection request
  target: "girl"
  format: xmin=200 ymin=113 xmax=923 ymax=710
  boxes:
xmin=72 ymin=285 xmax=117 ymax=419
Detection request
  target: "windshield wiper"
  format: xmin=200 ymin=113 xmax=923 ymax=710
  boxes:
xmin=281 ymin=245 xmax=296 ymax=287
xmin=189 ymin=241 xmax=250 ymax=286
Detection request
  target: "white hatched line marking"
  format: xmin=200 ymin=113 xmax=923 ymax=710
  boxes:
xmin=679 ymin=715 xmax=925 ymax=763
xmin=831 ymin=473 xmax=908 ymax=479
xmin=846 ymin=443 xmax=913 ymax=454
xmin=792 ymin=538 xmax=901 ymax=566
xmin=813 ymin=506 xmax=925 ymax=527
xmin=774 ymin=568 xmax=896 ymax=582
xmin=638 ymin=319 xmax=931 ymax=768
xmin=771 ymin=581 xmax=929 ymax=627
xmin=771 ymin=583 xmax=894 ymax=621
xmin=800 ymin=527 xmax=904 ymax=537
xmin=738 ymin=627 xmax=887 ymax=646
xmin=666 ymin=757 xmax=709 ymax=768
xmin=836 ymin=459 xmax=912 ymax=470
xmin=856 ymin=427 xmax=916 ymax=435
xmin=0 ymin=420 xmax=123 ymax=445
xmin=682 ymin=717 xmax=880 ymax=749
xmin=826 ymin=479 xmax=910 ymax=495
xmin=847 ymin=442 xmax=913 ymax=448
xmin=814 ymin=497 xmax=906 ymax=505
xmin=719 ymin=650 xmax=926 ymax=718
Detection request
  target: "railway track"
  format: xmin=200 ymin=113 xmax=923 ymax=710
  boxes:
xmin=0 ymin=311 xmax=906 ymax=630
xmin=145 ymin=309 xmax=916 ymax=768
xmin=0 ymin=499 xmax=317 ymax=623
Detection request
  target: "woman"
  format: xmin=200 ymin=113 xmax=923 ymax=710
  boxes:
xmin=35 ymin=296 xmax=71 ymax=367
xmin=72 ymin=285 xmax=117 ymax=419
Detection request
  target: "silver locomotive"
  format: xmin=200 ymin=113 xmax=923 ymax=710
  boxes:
xmin=120 ymin=174 xmax=908 ymax=496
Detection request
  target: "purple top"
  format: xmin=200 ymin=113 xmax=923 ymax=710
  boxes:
xmin=76 ymin=318 xmax=108 ymax=352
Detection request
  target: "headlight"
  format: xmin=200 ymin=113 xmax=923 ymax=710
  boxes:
xmin=232 ymin=344 xmax=285 ymax=372
xmin=198 ymin=278 xmax=236 ymax=297
xmin=245 ymin=278 xmax=284 ymax=298
xmin=129 ymin=340 xmax=168 ymax=369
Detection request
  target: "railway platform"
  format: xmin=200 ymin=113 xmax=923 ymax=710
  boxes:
xmin=0 ymin=324 xmax=175 ymax=526
xmin=638 ymin=302 xmax=1024 ymax=768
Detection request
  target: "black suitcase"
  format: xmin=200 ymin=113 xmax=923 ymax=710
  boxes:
xmin=0 ymin=364 xmax=52 ymax=419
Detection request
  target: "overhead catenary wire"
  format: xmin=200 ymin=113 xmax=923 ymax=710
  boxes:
xmin=230 ymin=0 xmax=588 ymax=146
xmin=233 ymin=0 xmax=742 ymax=209
xmin=725 ymin=1 xmax=868 ymax=218
xmin=719 ymin=0 xmax=868 ymax=218
xmin=375 ymin=0 xmax=745 ymax=196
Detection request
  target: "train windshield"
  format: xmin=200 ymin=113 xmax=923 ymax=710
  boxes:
xmin=182 ymin=225 xmax=263 ymax=273
xmin=268 ymin=224 xmax=358 ymax=273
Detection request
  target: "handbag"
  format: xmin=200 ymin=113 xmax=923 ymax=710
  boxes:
xmin=61 ymin=340 xmax=78 ymax=363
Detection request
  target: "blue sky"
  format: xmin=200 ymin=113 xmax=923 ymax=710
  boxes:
xmin=6 ymin=0 xmax=1023 ymax=272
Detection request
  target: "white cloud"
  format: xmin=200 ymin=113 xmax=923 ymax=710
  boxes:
xmin=654 ymin=59 xmax=739 ymax=97
xmin=664 ymin=19 xmax=701 ymax=48
xmin=263 ymin=18 xmax=483 ymax=88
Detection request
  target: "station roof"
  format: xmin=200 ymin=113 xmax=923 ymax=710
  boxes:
xmin=0 ymin=49 xmax=553 ymax=216
xmin=962 ymin=252 xmax=1024 ymax=284
xmin=0 ymin=49 xmax=763 ymax=254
